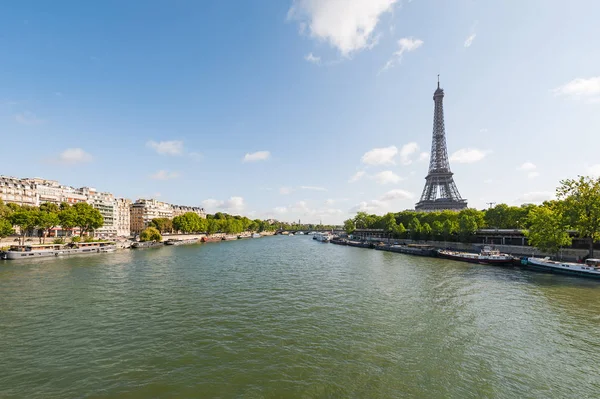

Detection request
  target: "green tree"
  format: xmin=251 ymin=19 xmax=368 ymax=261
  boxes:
xmin=442 ymin=219 xmax=457 ymax=241
xmin=409 ymin=217 xmax=422 ymax=240
xmin=421 ymin=222 xmax=432 ymax=241
xmin=394 ymin=223 xmax=407 ymax=239
xmin=344 ymin=219 xmax=356 ymax=234
xmin=9 ymin=208 xmax=36 ymax=245
xmin=73 ymin=202 xmax=104 ymax=237
xmin=36 ymin=210 xmax=60 ymax=244
xmin=0 ymin=218 xmax=14 ymax=238
xmin=0 ymin=199 xmax=11 ymax=219
xmin=431 ymin=220 xmax=444 ymax=240
xmin=150 ymin=218 xmax=173 ymax=234
xmin=525 ymin=205 xmax=571 ymax=256
xmin=556 ymin=176 xmax=600 ymax=257
xmin=140 ymin=226 xmax=162 ymax=242
xmin=458 ymin=214 xmax=478 ymax=242
xmin=58 ymin=206 xmax=78 ymax=237
xmin=206 ymin=219 xmax=219 ymax=235
xmin=382 ymin=213 xmax=397 ymax=235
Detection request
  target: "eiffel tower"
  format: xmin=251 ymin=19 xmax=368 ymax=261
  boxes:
xmin=415 ymin=77 xmax=468 ymax=212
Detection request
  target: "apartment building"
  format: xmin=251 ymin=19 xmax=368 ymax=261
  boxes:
xmin=115 ymin=198 xmax=132 ymax=237
xmin=0 ymin=176 xmax=38 ymax=206
xmin=172 ymin=205 xmax=206 ymax=219
xmin=130 ymin=199 xmax=174 ymax=234
xmin=80 ymin=187 xmax=117 ymax=237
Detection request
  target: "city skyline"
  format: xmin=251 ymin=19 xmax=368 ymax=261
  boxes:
xmin=1 ymin=1 xmax=600 ymax=224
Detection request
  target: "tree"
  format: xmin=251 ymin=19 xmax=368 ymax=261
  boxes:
xmin=421 ymin=223 xmax=432 ymax=241
xmin=73 ymin=202 xmax=104 ymax=237
xmin=442 ymin=219 xmax=456 ymax=242
xmin=0 ymin=199 xmax=11 ymax=219
xmin=36 ymin=210 xmax=60 ymax=243
xmin=409 ymin=217 xmax=422 ymax=240
xmin=9 ymin=208 xmax=36 ymax=245
xmin=382 ymin=213 xmax=397 ymax=235
xmin=556 ymin=176 xmax=600 ymax=257
xmin=431 ymin=220 xmax=444 ymax=240
xmin=151 ymin=218 xmax=173 ymax=234
xmin=344 ymin=219 xmax=356 ymax=234
xmin=206 ymin=219 xmax=219 ymax=235
xmin=0 ymin=218 xmax=14 ymax=238
xmin=525 ymin=205 xmax=571 ymax=256
xmin=59 ymin=206 xmax=78 ymax=237
xmin=458 ymin=214 xmax=478 ymax=242
xmin=140 ymin=226 xmax=162 ymax=242
xmin=394 ymin=223 xmax=407 ymax=239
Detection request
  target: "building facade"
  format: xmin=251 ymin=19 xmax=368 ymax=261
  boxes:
xmin=172 ymin=205 xmax=206 ymax=218
xmin=79 ymin=187 xmax=117 ymax=237
xmin=0 ymin=176 xmax=37 ymax=206
xmin=130 ymin=199 xmax=174 ymax=235
xmin=115 ymin=198 xmax=132 ymax=237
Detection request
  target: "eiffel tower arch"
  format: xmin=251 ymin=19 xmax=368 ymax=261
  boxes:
xmin=415 ymin=79 xmax=468 ymax=212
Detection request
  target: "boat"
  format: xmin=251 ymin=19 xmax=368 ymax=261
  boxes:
xmin=2 ymin=241 xmax=118 ymax=259
xmin=201 ymin=236 xmax=222 ymax=243
xmin=298 ymin=232 xmax=305 ymax=235
xmin=389 ymin=244 xmax=437 ymax=257
xmin=252 ymin=233 xmax=261 ymax=238
xmin=164 ymin=238 xmax=198 ymax=246
xmin=131 ymin=240 xmax=163 ymax=249
xmin=222 ymin=235 xmax=237 ymax=241
xmin=2 ymin=243 xmax=65 ymax=260
xmin=437 ymin=246 xmax=514 ymax=265
xmin=237 ymin=234 xmax=251 ymax=239
xmin=525 ymin=257 xmax=600 ymax=279
xmin=314 ymin=233 xmax=332 ymax=243
xmin=289 ymin=233 xmax=295 ymax=236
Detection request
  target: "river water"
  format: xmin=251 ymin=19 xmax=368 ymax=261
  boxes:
xmin=1 ymin=236 xmax=599 ymax=398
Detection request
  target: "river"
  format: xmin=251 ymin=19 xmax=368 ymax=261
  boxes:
xmin=1 ymin=236 xmax=599 ymax=398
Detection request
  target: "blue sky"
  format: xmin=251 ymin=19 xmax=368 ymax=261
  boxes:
xmin=1 ymin=0 xmax=600 ymax=224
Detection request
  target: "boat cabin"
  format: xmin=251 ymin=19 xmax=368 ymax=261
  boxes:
xmin=8 ymin=244 xmax=63 ymax=252
xmin=584 ymin=258 xmax=600 ymax=269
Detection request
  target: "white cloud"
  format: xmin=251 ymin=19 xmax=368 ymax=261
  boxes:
xmin=518 ymin=191 xmax=555 ymax=204
xmin=274 ymin=206 xmax=288 ymax=214
xmin=288 ymin=0 xmax=398 ymax=57
xmin=450 ymin=148 xmax=489 ymax=164
xmin=418 ymin=152 xmax=429 ymax=162
xmin=55 ymin=148 xmax=93 ymax=165
xmin=243 ymin=150 xmax=271 ymax=162
xmin=300 ymin=186 xmax=327 ymax=191
xmin=361 ymin=145 xmax=398 ymax=165
xmin=304 ymin=52 xmax=321 ymax=64
xmin=588 ymin=164 xmax=600 ymax=177
xmin=150 ymin=170 xmax=180 ymax=180
xmin=464 ymin=33 xmax=476 ymax=47
xmin=480 ymin=128 xmax=488 ymax=133
xmin=380 ymin=37 xmax=424 ymax=73
xmin=373 ymin=170 xmax=403 ymax=184
xmin=527 ymin=171 xmax=540 ymax=179
xmin=146 ymin=140 xmax=184 ymax=156
xmin=553 ymin=76 xmax=600 ymax=99
xmin=202 ymin=196 xmax=245 ymax=213
xmin=325 ymin=198 xmax=348 ymax=206
xmin=279 ymin=186 xmax=293 ymax=195
xmin=349 ymin=200 xmax=387 ymax=213
xmin=399 ymin=142 xmax=419 ymax=165
xmin=380 ymin=189 xmax=414 ymax=201
xmin=349 ymin=171 xmax=366 ymax=183
xmin=15 ymin=111 xmax=44 ymax=125
xmin=518 ymin=162 xmax=537 ymax=171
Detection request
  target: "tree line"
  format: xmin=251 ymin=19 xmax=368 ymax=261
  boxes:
xmin=0 ymin=201 xmax=104 ymax=245
xmin=343 ymin=176 xmax=600 ymax=257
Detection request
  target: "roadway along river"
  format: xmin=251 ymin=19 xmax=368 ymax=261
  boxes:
xmin=1 ymin=236 xmax=599 ymax=398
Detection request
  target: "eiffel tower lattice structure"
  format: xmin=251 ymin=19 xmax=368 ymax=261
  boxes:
xmin=415 ymin=78 xmax=468 ymax=212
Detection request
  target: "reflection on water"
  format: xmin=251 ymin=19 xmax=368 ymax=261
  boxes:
xmin=1 ymin=237 xmax=599 ymax=398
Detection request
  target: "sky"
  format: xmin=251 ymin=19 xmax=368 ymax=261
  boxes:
xmin=1 ymin=0 xmax=600 ymax=224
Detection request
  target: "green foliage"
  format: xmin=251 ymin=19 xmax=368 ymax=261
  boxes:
xmin=525 ymin=205 xmax=571 ymax=255
xmin=172 ymin=212 xmax=206 ymax=233
xmin=150 ymin=218 xmax=173 ymax=233
xmin=431 ymin=220 xmax=443 ymax=240
xmin=442 ymin=219 xmax=457 ymax=241
xmin=556 ymin=176 xmax=600 ymax=256
xmin=0 ymin=218 xmax=14 ymax=238
xmin=73 ymin=202 xmax=104 ymax=236
xmin=53 ymin=238 xmax=65 ymax=244
xmin=458 ymin=214 xmax=478 ymax=242
xmin=395 ymin=223 xmax=407 ymax=239
xmin=344 ymin=219 xmax=356 ymax=234
xmin=140 ymin=227 xmax=162 ymax=242
xmin=71 ymin=236 xmax=81 ymax=243
xmin=382 ymin=213 xmax=397 ymax=234
xmin=36 ymin=203 xmax=60 ymax=243
xmin=409 ymin=217 xmax=421 ymax=240
xmin=421 ymin=223 xmax=432 ymax=241
xmin=8 ymin=208 xmax=37 ymax=245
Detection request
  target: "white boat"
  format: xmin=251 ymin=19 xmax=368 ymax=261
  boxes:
xmin=298 ymin=232 xmax=305 ymax=235
xmin=252 ymin=233 xmax=261 ymax=238
xmin=2 ymin=241 xmax=117 ymax=260
xmin=314 ymin=233 xmax=332 ymax=243
xmin=289 ymin=233 xmax=295 ymax=236
xmin=526 ymin=257 xmax=600 ymax=279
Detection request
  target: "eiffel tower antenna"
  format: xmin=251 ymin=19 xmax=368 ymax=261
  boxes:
xmin=415 ymin=78 xmax=468 ymax=212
